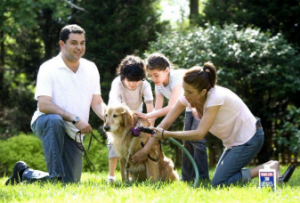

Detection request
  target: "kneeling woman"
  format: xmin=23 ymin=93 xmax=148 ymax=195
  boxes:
xmin=150 ymin=62 xmax=281 ymax=187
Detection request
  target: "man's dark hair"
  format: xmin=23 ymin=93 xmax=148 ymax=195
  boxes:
xmin=59 ymin=24 xmax=85 ymax=43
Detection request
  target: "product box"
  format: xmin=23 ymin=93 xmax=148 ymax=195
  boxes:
xmin=259 ymin=168 xmax=276 ymax=191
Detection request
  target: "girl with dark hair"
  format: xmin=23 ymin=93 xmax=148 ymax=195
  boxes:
xmin=134 ymin=53 xmax=209 ymax=181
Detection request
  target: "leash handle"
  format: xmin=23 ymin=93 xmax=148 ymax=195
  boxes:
xmin=75 ymin=131 xmax=101 ymax=172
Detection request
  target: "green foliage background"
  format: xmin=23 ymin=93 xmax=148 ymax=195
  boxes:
xmin=200 ymin=0 xmax=300 ymax=48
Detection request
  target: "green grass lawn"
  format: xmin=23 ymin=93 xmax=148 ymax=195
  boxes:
xmin=0 ymin=166 xmax=300 ymax=203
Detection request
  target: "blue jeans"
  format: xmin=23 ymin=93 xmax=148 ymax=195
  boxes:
xmin=26 ymin=114 xmax=83 ymax=183
xmin=211 ymin=119 xmax=264 ymax=187
xmin=181 ymin=111 xmax=209 ymax=181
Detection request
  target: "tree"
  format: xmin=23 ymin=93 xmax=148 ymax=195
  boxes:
xmin=200 ymin=0 xmax=300 ymax=48
xmin=189 ymin=0 xmax=199 ymax=25
xmin=0 ymin=0 xmax=38 ymax=122
xmin=0 ymin=0 xmax=72 ymax=136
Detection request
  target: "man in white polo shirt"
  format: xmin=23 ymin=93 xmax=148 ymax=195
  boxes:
xmin=5 ymin=24 xmax=106 ymax=185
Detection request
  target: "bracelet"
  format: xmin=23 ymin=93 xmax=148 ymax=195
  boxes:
xmin=161 ymin=129 xmax=166 ymax=140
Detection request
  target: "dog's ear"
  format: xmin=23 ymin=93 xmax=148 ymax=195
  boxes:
xmin=122 ymin=108 xmax=134 ymax=127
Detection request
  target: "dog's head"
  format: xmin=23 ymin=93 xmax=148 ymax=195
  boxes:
xmin=103 ymin=104 xmax=135 ymax=133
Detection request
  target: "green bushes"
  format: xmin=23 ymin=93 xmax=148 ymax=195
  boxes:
xmin=0 ymin=134 xmax=46 ymax=176
xmin=275 ymin=105 xmax=300 ymax=153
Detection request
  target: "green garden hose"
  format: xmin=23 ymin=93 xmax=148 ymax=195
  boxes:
xmin=168 ymin=137 xmax=200 ymax=188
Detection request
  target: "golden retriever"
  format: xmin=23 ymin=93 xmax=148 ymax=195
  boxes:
xmin=103 ymin=103 xmax=179 ymax=182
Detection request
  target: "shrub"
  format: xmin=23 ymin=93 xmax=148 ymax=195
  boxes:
xmin=0 ymin=134 xmax=46 ymax=177
xmin=275 ymin=105 xmax=300 ymax=153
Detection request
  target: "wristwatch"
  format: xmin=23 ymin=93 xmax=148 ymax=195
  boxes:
xmin=72 ymin=116 xmax=80 ymax=124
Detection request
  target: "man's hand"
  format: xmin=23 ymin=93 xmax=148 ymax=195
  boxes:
xmin=75 ymin=120 xmax=92 ymax=134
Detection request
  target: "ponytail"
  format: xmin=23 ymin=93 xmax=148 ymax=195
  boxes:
xmin=184 ymin=62 xmax=217 ymax=92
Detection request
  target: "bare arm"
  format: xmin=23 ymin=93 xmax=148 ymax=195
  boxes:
xmin=157 ymin=100 xmax=186 ymax=129
xmin=153 ymin=105 xmax=221 ymax=140
xmin=145 ymin=100 xmax=154 ymax=113
xmin=130 ymin=100 xmax=155 ymax=164
xmin=38 ymin=96 xmax=92 ymax=134
xmin=145 ymin=100 xmax=154 ymax=126
xmin=134 ymin=94 xmax=163 ymax=119
xmin=131 ymin=100 xmax=186 ymax=164
xmin=154 ymin=93 xmax=164 ymax=111
xmin=135 ymin=84 xmax=182 ymax=119
xmin=91 ymin=94 xmax=106 ymax=121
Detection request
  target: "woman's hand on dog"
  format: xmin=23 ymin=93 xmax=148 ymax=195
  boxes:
xmin=131 ymin=149 xmax=148 ymax=165
xmin=132 ymin=134 xmax=159 ymax=165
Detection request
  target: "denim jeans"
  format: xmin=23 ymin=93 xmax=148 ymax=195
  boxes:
xmin=181 ymin=111 xmax=209 ymax=181
xmin=25 ymin=114 xmax=83 ymax=183
xmin=211 ymin=119 xmax=264 ymax=187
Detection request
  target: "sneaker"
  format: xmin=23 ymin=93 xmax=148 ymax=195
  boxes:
xmin=107 ymin=175 xmax=116 ymax=184
xmin=278 ymin=163 xmax=297 ymax=184
xmin=5 ymin=161 xmax=29 ymax=185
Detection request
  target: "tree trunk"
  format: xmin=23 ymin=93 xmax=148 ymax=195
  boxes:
xmin=0 ymin=30 xmax=5 ymax=130
xmin=189 ymin=0 xmax=199 ymax=25
xmin=0 ymin=30 xmax=4 ymax=66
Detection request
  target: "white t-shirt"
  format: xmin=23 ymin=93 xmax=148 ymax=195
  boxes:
xmin=31 ymin=53 xmax=101 ymax=140
xmin=155 ymin=69 xmax=185 ymax=99
xmin=108 ymin=76 xmax=153 ymax=112
xmin=179 ymin=86 xmax=257 ymax=148
xmin=155 ymin=69 xmax=191 ymax=111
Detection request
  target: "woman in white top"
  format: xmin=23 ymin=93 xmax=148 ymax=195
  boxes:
xmin=134 ymin=53 xmax=209 ymax=181
xmin=149 ymin=62 xmax=281 ymax=187
xmin=107 ymin=55 xmax=154 ymax=183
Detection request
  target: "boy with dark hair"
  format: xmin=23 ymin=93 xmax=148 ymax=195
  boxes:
xmin=107 ymin=55 xmax=154 ymax=183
